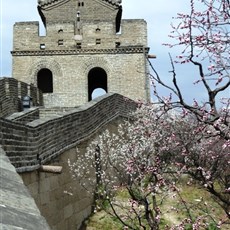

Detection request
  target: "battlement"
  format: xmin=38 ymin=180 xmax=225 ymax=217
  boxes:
xmin=13 ymin=19 xmax=147 ymax=51
xmin=0 ymin=77 xmax=43 ymax=117
xmin=0 ymin=93 xmax=136 ymax=172
xmin=12 ymin=0 xmax=150 ymax=108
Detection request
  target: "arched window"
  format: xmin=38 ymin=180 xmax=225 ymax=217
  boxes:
xmin=88 ymin=67 xmax=107 ymax=101
xmin=37 ymin=68 xmax=53 ymax=93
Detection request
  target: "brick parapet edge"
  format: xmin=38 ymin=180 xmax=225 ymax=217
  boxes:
xmin=0 ymin=93 xmax=137 ymax=172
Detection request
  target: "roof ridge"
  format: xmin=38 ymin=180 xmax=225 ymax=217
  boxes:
xmin=38 ymin=0 xmax=122 ymax=8
xmin=38 ymin=0 xmax=66 ymax=7
xmin=102 ymin=0 xmax=122 ymax=7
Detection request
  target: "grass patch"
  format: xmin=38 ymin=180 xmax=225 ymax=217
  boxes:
xmin=84 ymin=210 xmax=124 ymax=230
xmin=85 ymin=183 xmax=227 ymax=229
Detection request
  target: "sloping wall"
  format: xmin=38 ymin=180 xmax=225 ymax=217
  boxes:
xmin=0 ymin=93 xmax=136 ymax=173
xmin=21 ymin=117 xmax=122 ymax=230
xmin=0 ymin=92 xmax=137 ymax=230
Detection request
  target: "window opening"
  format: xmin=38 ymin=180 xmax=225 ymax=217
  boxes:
xmin=76 ymin=42 xmax=82 ymax=49
xmin=58 ymin=39 xmax=64 ymax=46
xmin=77 ymin=11 xmax=80 ymax=20
xmin=37 ymin=68 xmax=53 ymax=93
xmin=96 ymin=39 xmax=101 ymax=45
xmin=40 ymin=44 xmax=46 ymax=50
xmin=115 ymin=42 xmax=121 ymax=48
xmin=88 ymin=67 xmax=107 ymax=101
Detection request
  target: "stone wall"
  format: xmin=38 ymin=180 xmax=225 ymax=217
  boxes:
xmin=0 ymin=147 xmax=50 ymax=230
xmin=0 ymin=77 xmax=43 ymax=117
xmin=38 ymin=0 xmax=120 ymax=26
xmin=13 ymin=19 xmax=147 ymax=51
xmin=0 ymin=92 xmax=135 ymax=230
xmin=21 ymin=145 xmax=93 ymax=230
xmin=12 ymin=0 xmax=150 ymax=107
xmin=20 ymin=117 xmax=121 ymax=230
xmin=6 ymin=108 xmax=40 ymax=124
xmin=12 ymin=50 xmax=149 ymax=107
xmin=0 ymin=93 xmax=136 ymax=172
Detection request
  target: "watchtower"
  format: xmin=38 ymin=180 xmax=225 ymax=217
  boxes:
xmin=12 ymin=0 xmax=150 ymax=107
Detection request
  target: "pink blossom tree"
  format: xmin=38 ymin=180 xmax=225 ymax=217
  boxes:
xmin=69 ymin=104 xmax=228 ymax=229
xmin=149 ymin=0 xmax=230 ymax=220
xmin=148 ymin=0 xmax=230 ymax=221
xmin=153 ymin=0 xmax=229 ymax=129
xmin=69 ymin=0 xmax=229 ymax=228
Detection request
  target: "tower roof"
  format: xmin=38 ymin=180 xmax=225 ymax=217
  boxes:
xmin=102 ymin=0 xmax=121 ymax=7
xmin=38 ymin=0 xmax=68 ymax=7
xmin=38 ymin=0 xmax=121 ymax=8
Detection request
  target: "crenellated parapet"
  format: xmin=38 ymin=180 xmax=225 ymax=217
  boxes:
xmin=12 ymin=19 xmax=147 ymax=51
xmin=12 ymin=0 xmax=150 ymax=108
xmin=0 ymin=77 xmax=43 ymax=117
xmin=0 ymin=93 xmax=136 ymax=172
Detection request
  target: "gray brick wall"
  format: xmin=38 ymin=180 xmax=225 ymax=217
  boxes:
xmin=0 ymin=93 xmax=136 ymax=172
xmin=12 ymin=0 xmax=150 ymax=107
xmin=0 ymin=78 xmax=43 ymax=117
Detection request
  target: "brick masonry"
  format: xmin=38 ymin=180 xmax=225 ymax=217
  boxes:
xmin=21 ymin=145 xmax=94 ymax=230
xmin=0 ymin=93 xmax=136 ymax=230
xmin=0 ymin=147 xmax=50 ymax=230
xmin=12 ymin=0 xmax=150 ymax=107
xmin=0 ymin=77 xmax=43 ymax=117
xmin=0 ymin=93 xmax=136 ymax=172
xmin=21 ymin=118 xmax=122 ymax=230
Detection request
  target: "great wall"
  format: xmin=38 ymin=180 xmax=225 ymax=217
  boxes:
xmin=0 ymin=77 xmax=137 ymax=229
xmin=0 ymin=0 xmax=151 ymax=229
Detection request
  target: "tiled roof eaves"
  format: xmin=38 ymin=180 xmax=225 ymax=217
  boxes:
xmin=38 ymin=0 xmax=68 ymax=8
xmin=38 ymin=0 xmax=121 ymax=8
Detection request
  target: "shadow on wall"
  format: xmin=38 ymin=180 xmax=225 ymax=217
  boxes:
xmin=0 ymin=147 xmax=50 ymax=230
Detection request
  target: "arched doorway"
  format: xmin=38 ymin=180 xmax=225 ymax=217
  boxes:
xmin=88 ymin=67 xmax=107 ymax=101
xmin=37 ymin=68 xmax=53 ymax=93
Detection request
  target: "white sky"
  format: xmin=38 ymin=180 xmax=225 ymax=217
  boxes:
xmin=0 ymin=0 xmax=227 ymax=104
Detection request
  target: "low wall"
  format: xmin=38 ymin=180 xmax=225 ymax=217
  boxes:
xmin=0 ymin=77 xmax=43 ymax=118
xmin=5 ymin=107 xmax=40 ymax=124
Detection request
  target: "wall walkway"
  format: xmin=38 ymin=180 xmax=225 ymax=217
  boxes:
xmin=0 ymin=146 xmax=50 ymax=230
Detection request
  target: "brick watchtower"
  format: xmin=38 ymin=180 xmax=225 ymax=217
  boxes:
xmin=12 ymin=0 xmax=150 ymax=107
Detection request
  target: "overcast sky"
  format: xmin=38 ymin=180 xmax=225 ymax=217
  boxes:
xmin=0 ymin=0 xmax=188 ymax=74
xmin=0 ymin=0 xmax=227 ymax=104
